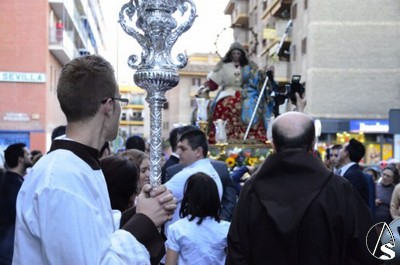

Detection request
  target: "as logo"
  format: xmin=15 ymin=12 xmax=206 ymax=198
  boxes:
xmin=366 ymin=219 xmax=400 ymax=263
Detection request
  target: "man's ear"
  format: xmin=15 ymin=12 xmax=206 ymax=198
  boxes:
xmin=102 ymin=98 xmax=113 ymax=116
xmin=195 ymin=146 xmax=203 ymax=158
xmin=18 ymin=155 xmax=25 ymax=165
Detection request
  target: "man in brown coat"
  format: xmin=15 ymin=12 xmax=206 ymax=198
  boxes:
xmin=226 ymin=111 xmax=379 ymax=265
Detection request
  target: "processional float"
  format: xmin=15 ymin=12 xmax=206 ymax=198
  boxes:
xmin=119 ymin=0 xmax=197 ymax=187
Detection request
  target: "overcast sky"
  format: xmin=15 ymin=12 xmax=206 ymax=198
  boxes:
xmin=101 ymin=0 xmax=233 ymax=84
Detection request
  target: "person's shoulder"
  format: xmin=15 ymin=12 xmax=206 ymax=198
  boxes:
xmin=170 ymin=217 xmax=191 ymax=231
xmin=165 ymin=165 xmax=188 ymax=186
xmin=1 ymin=171 xmax=18 ymax=180
xmin=168 ymin=162 xmax=183 ymax=171
xmin=210 ymin=159 xmax=228 ymax=171
xmin=0 ymin=171 xmax=21 ymax=188
xmin=210 ymin=159 xmax=227 ymax=167
xmin=394 ymin=183 xmax=400 ymax=192
xmin=30 ymin=151 xmax=100 ymax=189
xmin=348 ymin=163 xmax=362 ymax=172
xmin=326 ymin=173 xmax=360 ymax=195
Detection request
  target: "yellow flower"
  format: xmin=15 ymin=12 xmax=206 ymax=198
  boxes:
xmin=248 ymin=157 xmax=259 ymax=166
xmin=225 ymin=157 xmax=236 ymax=168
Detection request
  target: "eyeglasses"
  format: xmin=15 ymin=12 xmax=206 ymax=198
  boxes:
xmin=102 ymin=97 xmax=129 ymax=107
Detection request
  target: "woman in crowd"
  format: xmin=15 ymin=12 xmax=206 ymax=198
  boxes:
xmin=385 ymin=164 xmax=400 ymax=220
xmin=165 ymin=172 xmax=230 ymax=265
xmin=122 ymin=149 xmax=150 ymax=194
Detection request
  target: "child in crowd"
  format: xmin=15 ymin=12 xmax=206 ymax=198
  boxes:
xmin=165 ymin=172 xmax=230 ymax=265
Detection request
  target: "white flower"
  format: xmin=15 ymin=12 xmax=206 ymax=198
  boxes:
xmin=229 ymin=147 xmax=242 ymax=156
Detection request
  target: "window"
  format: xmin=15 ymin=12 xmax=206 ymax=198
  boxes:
xmin=163 ymin=122 xmax=169 ymax=131
xmin=292 ymin=44 xmax=296 ymax=61
xmin=263 ymin=0 xmax=267 ymax=11
xmin=292 ymin=3 xmax=297 ymax=19
xmin=301 ymin=38 xmax=307 ymax=54
xmin=192 ymin=78 xmax=201 ymax=86
xmin=163 ymin=101 xmax=169 ymax=110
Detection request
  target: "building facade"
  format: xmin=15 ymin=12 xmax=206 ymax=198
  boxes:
xmin=162 ymin=53 xmax=220 ymax=139
xmin=224 ymin=0 xmax=400 ymax=163
xmin=0 ymin=0 xmax=107 ymax=153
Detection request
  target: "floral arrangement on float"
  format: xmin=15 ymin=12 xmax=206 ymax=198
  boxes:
xmin=210 ymin=146 xmax=270 ymax=170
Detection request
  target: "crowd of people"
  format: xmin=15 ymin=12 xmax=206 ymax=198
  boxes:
xmin=1 ymin=54 xmax=399 ymax=264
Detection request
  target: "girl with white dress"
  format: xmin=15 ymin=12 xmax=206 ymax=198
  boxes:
xmin=165 ymin=172 xmax=230 ymax=265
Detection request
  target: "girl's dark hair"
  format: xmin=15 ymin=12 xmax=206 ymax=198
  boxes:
xmin=100 ymin=156 xmax=139 ymax=212
xmin=179 ymin=172 xmax=221 ymax=225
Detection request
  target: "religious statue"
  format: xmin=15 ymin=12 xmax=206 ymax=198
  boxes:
xmin=197 ymin=42 xmax=274 ymax=144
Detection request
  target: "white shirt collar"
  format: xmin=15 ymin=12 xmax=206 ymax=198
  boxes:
xmin=338 ymin=162 xmax=356 ymax=176
xmin=170 ymin=152 xmax=179 ymax=159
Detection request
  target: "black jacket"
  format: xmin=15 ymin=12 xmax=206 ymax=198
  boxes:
xmin=0 ymin=171 xmax=24 ymax=265
xmin=343 ymin=163 xmax=369 ymax=205
xmin=161 ymin=155 xmax=179 ymax=184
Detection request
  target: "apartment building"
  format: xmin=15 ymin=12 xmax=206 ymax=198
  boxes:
xmin=224 ymin=0 xmax=400 ymax=163
xmin=0 ymin=0 xmax=107 ymax=153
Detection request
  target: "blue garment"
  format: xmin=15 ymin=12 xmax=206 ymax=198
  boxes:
xmin=363 ymin=173 xmax=376 ymax=220
xmin=241 ymin=66 xmax=274 ymax=129
xmin=230 ymin=166 xmax=249 ymax=196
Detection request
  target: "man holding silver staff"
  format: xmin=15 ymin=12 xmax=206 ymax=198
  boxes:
xmin=13 ymin=55 xmax=177 ymax=265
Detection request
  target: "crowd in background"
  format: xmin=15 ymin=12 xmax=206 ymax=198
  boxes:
xmin=2 ymin=123 xmax=399 ymax=264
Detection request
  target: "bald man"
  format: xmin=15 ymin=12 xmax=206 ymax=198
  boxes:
xmin=227 ymin=112 xmax=379 ymax=265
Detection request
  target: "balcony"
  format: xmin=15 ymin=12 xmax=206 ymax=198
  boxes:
xmin=260 ymin=19 xmax=291 ymax=60
xmin=224 ymin=0 xmax=235 ymax=15
xmin=49 ymin=0 xmax=89 ymax=49
xmin=231 ymin=1 xmax=249 ymax=27
xmin=262 ymin=0 xmax=292 ymax=20
xmin=119 ymin=85 xmax=145 ymax=128
xmin=49 ymin=28 xmax=79 ymax=65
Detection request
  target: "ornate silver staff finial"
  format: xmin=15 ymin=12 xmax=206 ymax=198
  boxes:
xmin=119 ymin=0 xmax=197 ymax=187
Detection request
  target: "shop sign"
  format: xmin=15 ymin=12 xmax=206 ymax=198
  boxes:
xmin=0 ymin=71 xmax=46 ymax=83
xmin=3 ymin=112 xmax=30 ymax=122
xmin=350 ymin=120 xmax=389 ymax=133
